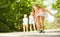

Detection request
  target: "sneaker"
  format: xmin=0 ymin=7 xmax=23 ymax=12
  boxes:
xmin=39 ymin=30 xmax=45 ymax=33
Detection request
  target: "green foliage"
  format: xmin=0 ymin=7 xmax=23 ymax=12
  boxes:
xmin=0 ymin=0 xmax=37 ymax=32
xmin=52 ymin=0 xmax=60 ymax=18
xmin=0 ymin=0 xmax=60 ymax=32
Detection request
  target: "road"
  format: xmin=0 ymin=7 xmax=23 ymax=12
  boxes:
xmin=0 ymin=30 xmax=60 ymax=37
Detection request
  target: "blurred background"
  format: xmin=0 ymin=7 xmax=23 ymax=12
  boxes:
xmin=0 ymin=0 xmax=60 ymax=32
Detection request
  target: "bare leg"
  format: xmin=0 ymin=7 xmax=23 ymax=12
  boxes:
xmin=30 ymin=24 xmax=32 ymax=31
xmin=39 ymin=17 xmax=45 ymax=33
xmin=26 ymin=25 xmax=28 ymax=32
xmin=23 ymin=25 xmax=25 ymax=32
xmin=34 ymin=17 xmax=37 ymax=31
xmin=36 ymin=22 xmax=39 ymax=31
xmin=40 ymin=17 xmax=44 ymax=30
xmin=36 ymin=16 xmax=41 ymax=31
xmin=33 ymin=23 xmax=36 ymax=31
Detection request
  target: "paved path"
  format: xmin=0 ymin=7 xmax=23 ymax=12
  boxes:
xmin=0 ymin=30 xmax=60 ymax=37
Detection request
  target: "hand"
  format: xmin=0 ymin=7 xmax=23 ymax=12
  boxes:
xmin=51 ymin=14 xmax=54 ymax=16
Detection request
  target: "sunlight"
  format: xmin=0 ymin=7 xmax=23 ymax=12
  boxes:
xmin=43 ymin=0 xmax=57 ymax=22
xmin=16 ymin=0 xmax=20 ymax=2
xmin=46 ymin=14 xmax=55 ymax=22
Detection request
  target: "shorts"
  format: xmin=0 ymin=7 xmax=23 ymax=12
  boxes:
xmin=23 ymin=22 xmax=28 ymax=25
xmin=36 ymin=15 xmax=46 ymax=18
xmin=29 ymin=20 xmax=35 ymax=24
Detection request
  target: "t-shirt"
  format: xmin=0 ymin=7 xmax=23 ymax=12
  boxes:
xmin=23 ymin=18 xmax=28 ymax=24
xmin=29 ymin=15 xmax=34 ymax=21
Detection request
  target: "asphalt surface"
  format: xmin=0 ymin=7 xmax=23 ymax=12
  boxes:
xmin=0 ymin=30 xmax=60 ymax=37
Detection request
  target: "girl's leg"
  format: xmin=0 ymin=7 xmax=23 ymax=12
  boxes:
xmin=23 ymin=25 xmax=25 ymax=32
xmin=36 ymin=16 xmax=41 ymax=31
xmin=30 ymin=24 xmax=32 ymax=31
xmin=36 ymin=21 xmax=38 ymax=31
xmin=34 ymin=17 xmax=37 ymax=31
xmin=33 ymin=23 xmax=36 ymax=31
xmin=26 ymin=25 xmax=28 ymax=32
xmin=39 ymin=17 xmax=45 ymax=33
xmin=40 ymin=17 xmax=44 ymax=30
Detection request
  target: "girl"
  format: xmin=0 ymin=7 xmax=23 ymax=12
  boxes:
xmin=32 ymin=4 xmax=53 ymax=33
xmin=23 ymin=14 xmax=28 ymax=32
xmin=29 ymin=12 xmax=36 ymax=31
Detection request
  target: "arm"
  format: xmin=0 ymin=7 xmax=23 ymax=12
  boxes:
xmin=45 ymin=9 xmax=54 ymax=16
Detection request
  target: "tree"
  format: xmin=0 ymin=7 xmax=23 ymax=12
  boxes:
xmin=52 ymin=0 xmax=60 ymax=18
xmin=0 ymin=0 xmax=37 ymax=32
